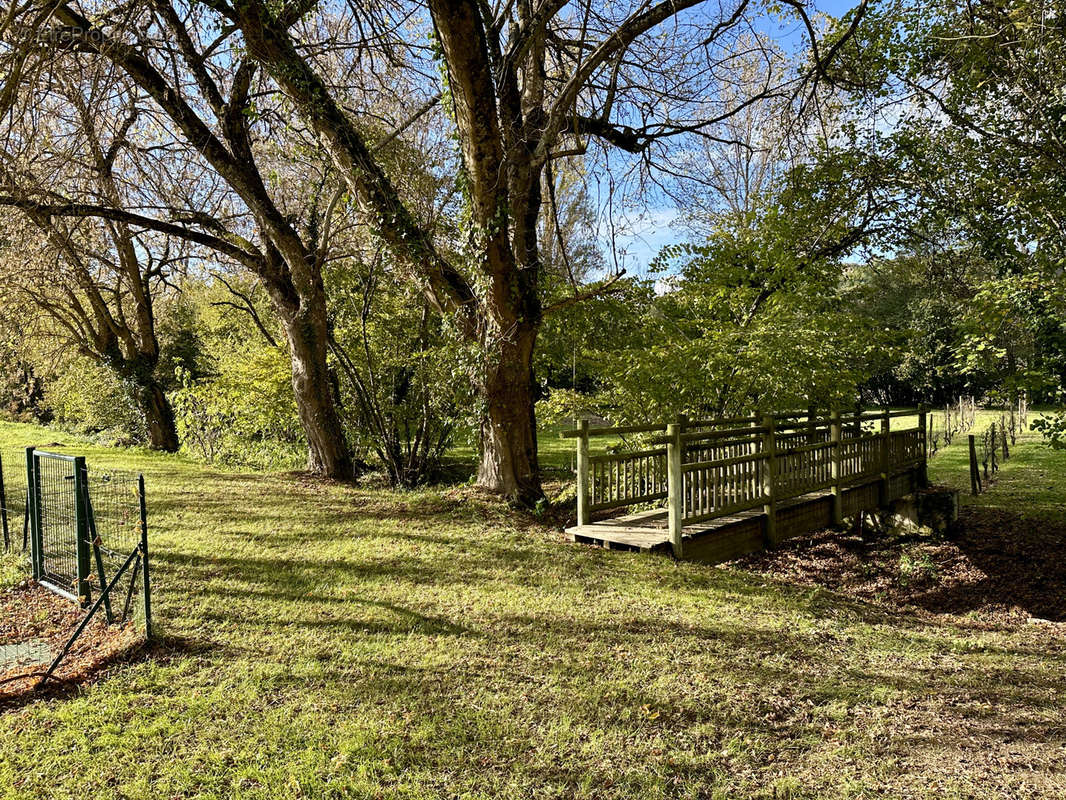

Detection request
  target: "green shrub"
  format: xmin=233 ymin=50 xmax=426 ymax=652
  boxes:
xmin=1031 ymin=410 xmax=1066 ymax=450
xmin=171 ymin=341 xmax=305 ymax=471
xmin=45 ymin=357 xmax=146 ymax=444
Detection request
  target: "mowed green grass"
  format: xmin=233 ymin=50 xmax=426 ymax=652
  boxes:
xmin=0 ymin=419 xmax=1064 ymax=799
xmin=928 ymin=409 xmax=1066 ymax=521
xmin=447 ymin=421 xmax=619 ymax=478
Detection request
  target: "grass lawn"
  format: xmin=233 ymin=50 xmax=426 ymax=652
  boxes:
xmin=448 ymin=421 xmax=622 ymax=479
xmin=0 ymin=418 xmax=1064 ymax=798
xmin=928 ymin=409 xmax=1066 ymax=520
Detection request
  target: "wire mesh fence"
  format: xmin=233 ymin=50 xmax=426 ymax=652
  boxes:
xmin=1 ymin=448 xmax=151 ymax=689
xmin=83 ymin=465 xmax=150 ymax=629
xmin=0 ymin=450 xmax=29 ymax=554
xmin=34 ymin=452 xmax=81 ymax=597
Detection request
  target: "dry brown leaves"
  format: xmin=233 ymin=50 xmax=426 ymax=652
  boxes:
xmin=0 ymin=581 xmax=143 ymax=701
xmin=732 ymin=505 xmax=1066 ymax=628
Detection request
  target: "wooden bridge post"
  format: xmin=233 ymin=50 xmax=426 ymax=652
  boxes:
xmin=575 ymin=419 xmax=591 ymax=527
xmin=666 ymin=423 xmax=684 ymax=558
xmin=761 ymin=415 xmax=778 ymax=547
xmin=879 ymin=408 xmax=891 ymax=508
xmin=750 ymin=416 xmax=760 ymax=500
xmin=830 ymin=409 xmax=843 ymax=526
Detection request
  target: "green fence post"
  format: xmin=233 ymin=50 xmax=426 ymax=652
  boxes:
xmin=139 ymin=474 xmax=152 ymax=641
xmin=72 ymin=456 xmax=92 ymax=606
xmin=26 ymin=447 xmax=41 ymax=580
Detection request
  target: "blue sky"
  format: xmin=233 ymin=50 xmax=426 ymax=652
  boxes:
xmin=604 ymin=0 xmax=864 ymax=275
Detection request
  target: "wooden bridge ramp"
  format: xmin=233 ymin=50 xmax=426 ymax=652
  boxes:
xmin=566 ymin=488 xmax=846 ymax=562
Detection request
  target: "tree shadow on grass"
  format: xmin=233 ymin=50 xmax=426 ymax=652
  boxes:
xmin=231 ymin=587 xmax=1066 ymax=796
xmin=731 ymin=504 xmax=1066 ymax=624
xmin=908 ymin=506 xmax=1066 ymax=621
xmin=73 ymin=460 xmax=1066 ymax=794
xmin=165 ymin=520 xmax=1066 ymax=709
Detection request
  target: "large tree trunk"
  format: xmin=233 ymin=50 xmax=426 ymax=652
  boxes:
xmin=280 ymin=307 xmax=355 ymax=479
xmin=135 ymin=380 xmax=180 ymax=452
xmin=477 ymin=320 xmax=542 ymax=504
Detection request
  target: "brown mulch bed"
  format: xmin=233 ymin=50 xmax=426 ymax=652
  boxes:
xmin=730 ymin=506 xmax=1066 ymax=627
xmin=0 ymin=581 xmax=143 ymax=701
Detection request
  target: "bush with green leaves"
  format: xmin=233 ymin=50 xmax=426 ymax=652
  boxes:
xmin=46 ymin=356 xmax=147 ymax=444
xmin=170 ymin=347 xmax=305 ymax=471
xmin=1031 ymin=410 xmax=1066 ymax=451
xmin=168 ymin=277 xmax=306 ymax=470
xmin=328 ymin=253 xmax=476 ymax=486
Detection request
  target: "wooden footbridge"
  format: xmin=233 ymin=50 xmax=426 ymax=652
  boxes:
xmin=562 ymin=409 xmax=928 ymax=563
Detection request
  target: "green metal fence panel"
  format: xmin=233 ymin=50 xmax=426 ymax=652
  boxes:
xmin=32 ymin=451 xmax=82 ymax=604
xmin=80 ymin=464 xmax=151 ymax=634
xmin=83 ymin=463 xmax=114 ymax=623
xmin=3 ymin=449 xmax=155 ymax=685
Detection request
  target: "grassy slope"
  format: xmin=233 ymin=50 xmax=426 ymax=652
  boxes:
xmin=0 ymin=420 xmax=1063 ymax=799
xmin=929 ymin=410 xmax=1066 ymax=522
